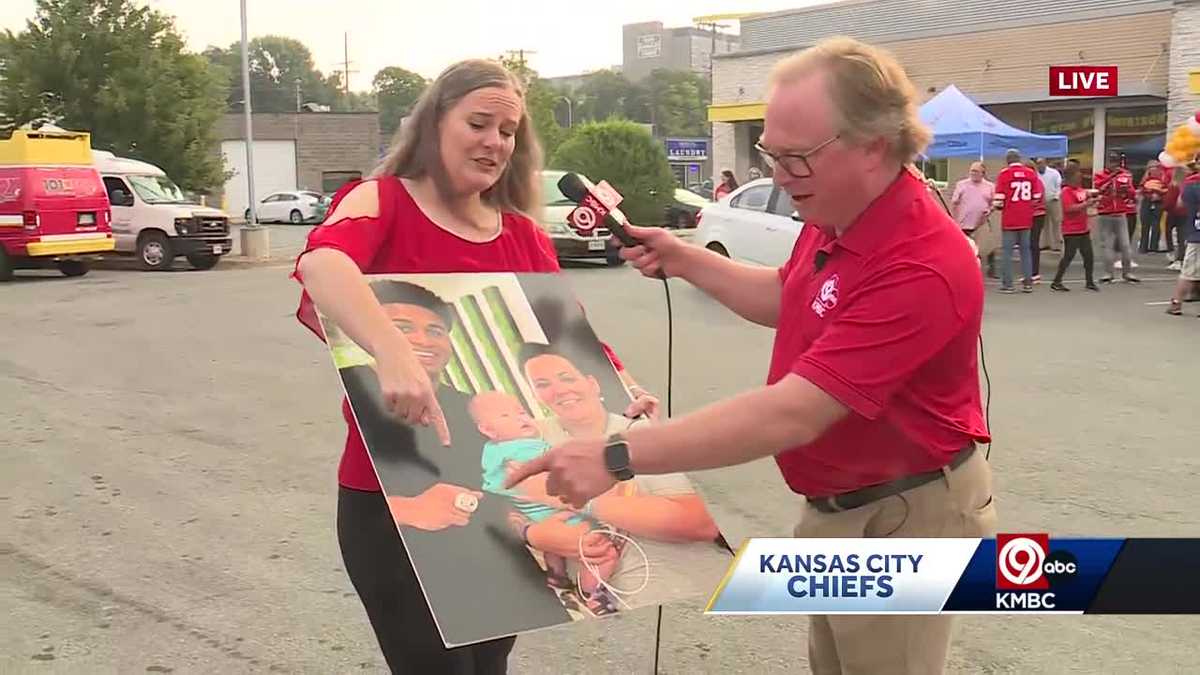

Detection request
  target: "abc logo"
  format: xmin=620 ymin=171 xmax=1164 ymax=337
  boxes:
xmin=1043 ymin=551 xmax=1079 ymax=585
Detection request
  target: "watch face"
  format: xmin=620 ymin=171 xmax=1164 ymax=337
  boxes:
xmin=604 ymin=441 xmax=633 ymax=480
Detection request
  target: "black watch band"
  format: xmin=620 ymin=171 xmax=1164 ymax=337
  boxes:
xmin=604 ymin=433 xmax=635 ymax=481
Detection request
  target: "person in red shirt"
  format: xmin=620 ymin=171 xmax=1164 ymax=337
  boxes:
xmin=291 ymin=60 xmax=657 ymax=673
xmin=1027 ymin=158 xmax=1049 ymax=281
xmin=1051 ymin=163 xmax=1100 ymax=291
xmin=1093 ymin=151 xmax=1140 ymax=283
xmin=1138 ymin=159 xmax=1169 ymax=253
xmin=993 ymin=149 xmax=1044 ymax=292
xmin=1164 ymin=167 xmax=1185 ymax=270
xmin=508 ymin=37 xmax=994 ymax=674
xmin=714 ymin=168 xmax=739 ymax=200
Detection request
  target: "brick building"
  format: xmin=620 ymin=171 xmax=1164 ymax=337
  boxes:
xmin=708 ymin=0 xmax=1200 ymax=183
xmin=215 ymin=112 xmax=380 ymax=220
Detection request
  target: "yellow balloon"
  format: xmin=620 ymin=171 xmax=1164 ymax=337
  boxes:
xmin=1178 ymin=127 xmax=1196 ymax=143
xmin=1167 ymin=139 xmax=1182 ymax=154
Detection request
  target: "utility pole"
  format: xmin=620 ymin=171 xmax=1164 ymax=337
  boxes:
xmin=294 ymin=78 xmax=302 ymax=113
xmin=339 ymin=33 xmax=359 ymax=107
xmin=238 ymin=0 xmax=269 ymax=259
xmin=240 ymin=0 xmax=256 ymax=227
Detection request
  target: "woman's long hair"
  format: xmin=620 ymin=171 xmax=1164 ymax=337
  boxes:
xmin=373 ymin=59 xmax=543 ymax=219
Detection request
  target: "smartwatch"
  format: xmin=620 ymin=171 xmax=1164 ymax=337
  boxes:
xmin=604 ymin=433 xmax=635 ymax=481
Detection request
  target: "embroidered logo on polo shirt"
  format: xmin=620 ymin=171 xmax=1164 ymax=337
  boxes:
xmin=811 ymin=274 xmax=840 ymax=317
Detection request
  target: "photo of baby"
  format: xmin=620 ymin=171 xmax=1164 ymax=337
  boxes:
xmin=470 ymin=390 xmax=624 ymax=616
xmin=316 ymin=272 xmax=731 ymax=648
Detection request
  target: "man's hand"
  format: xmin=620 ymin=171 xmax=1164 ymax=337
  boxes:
xmin=387 ymin=483 xmax=482 ymax=531
xmin=504 ymin=437 xmax=615 ymax=509
xmin=618 ymin=224 xmax=693 ymax=279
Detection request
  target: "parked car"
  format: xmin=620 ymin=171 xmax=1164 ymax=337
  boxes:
xmin=246 ymin=190 xmax=328 ymax=224
xmin=540 ymin=170 xmax=624 ymax=267
xmin=694 ymin=178 xmax=803 ymax=267
xmin=687 ymin=179 xmax=714 ymax=200
xmin=95 ymin=151 xmax=232 ymax=271
xmin=664 ymin=188 xmax=711 ymax=229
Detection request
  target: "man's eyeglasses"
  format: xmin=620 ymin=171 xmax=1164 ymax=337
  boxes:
xmin=755 ymin=135 xmax=840 ymax=178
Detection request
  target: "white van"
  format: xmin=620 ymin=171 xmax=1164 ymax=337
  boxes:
xmin=93 ymin=151 xmax=232 ymax=270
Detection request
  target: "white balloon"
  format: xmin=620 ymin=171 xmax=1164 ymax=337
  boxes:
xmin=1159 ymin=151 xmax=1178 ymax=168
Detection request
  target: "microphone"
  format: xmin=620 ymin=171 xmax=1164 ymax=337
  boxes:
xmin=556 ymin=172 xmax=639 ymax=248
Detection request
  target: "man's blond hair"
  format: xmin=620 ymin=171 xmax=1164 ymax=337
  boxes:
xmin=771 ymin=37 xmax=932 ymax=164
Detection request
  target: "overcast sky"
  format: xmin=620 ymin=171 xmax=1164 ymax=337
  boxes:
xmin=2 ymin=0 xmax=829 ymax=88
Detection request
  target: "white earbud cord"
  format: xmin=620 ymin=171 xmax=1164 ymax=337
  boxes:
xmin=575 ymin=525 xmax=651 ymax=611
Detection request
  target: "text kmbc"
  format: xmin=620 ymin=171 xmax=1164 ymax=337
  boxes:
xmin=1049 ymin=65 xmax=1118 ymax=97
xmin=995 ymin=533 xmax=1078 ymax=610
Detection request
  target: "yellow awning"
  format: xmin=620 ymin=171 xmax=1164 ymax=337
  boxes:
xmin=708 ymin=102 xmax=766 ymax=123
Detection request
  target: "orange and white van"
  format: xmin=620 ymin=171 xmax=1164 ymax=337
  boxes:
xmin=0 ymin=126 xmax=114 ymax=280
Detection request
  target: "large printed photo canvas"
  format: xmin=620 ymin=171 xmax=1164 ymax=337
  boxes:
xmin=317 ymin=273 xmax=731 ymax=647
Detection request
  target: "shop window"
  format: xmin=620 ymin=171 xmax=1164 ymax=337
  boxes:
xmin=1032 ymin=109 xmax=1094 ymax=185
xmin=1105 ymin=106 xmax=1166 ymax=182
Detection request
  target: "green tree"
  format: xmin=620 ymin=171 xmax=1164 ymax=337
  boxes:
xmin=573 ymin=70 xmax=642 ymax=124
xmin=642 ymin=69 xmax=711 ymax=138
xmin=549 ymin=120 xmax=675 ymax=224
xmin=373 ymin=66 xmax=426 ymax=139
xmin=205 ymin=36 xmax=341 ymax=113
xmin=497 ymin=54 xmax=570 ymax=165
xmin=1 ymin=0 xmax=228 ymax=192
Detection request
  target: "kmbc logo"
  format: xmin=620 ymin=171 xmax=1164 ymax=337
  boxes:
xmin=995 ymin=533 xmax=1079 ymax=609
xmin=997 ymin=533 xmax=1050 ymax=589
xmin=1049 ymin=66 xmax=1118 ymax=97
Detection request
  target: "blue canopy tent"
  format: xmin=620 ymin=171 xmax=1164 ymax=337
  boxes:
xmin=918 ymin=85 xmax=1068 ymax=159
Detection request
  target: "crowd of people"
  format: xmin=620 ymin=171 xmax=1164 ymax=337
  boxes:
xmin=950 ymin=149 xmax=1200 ymax=314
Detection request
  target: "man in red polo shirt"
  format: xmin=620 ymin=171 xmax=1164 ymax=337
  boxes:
xmin=509 ymin=37 xmax=993 ymax=675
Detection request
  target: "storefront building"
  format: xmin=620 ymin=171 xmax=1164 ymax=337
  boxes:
xmin=710 ymin=0 xmax=1199 ymax=183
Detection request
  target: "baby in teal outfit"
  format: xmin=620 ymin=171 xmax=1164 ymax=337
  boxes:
xmin=469 ymin=390 xmax=620 ymax=612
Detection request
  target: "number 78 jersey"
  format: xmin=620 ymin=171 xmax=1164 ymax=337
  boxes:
xmin=995 ymin=164 xmax=1044 ymax=230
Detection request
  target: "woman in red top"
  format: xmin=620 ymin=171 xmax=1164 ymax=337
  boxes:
xmin=1164 ymin=167 xmax=1186 ymax=268
xmin=292 ymin=60 xmax=655 ymax=673
xmin=713 ymin=169 xmax=739 ymax=200
xmin=1051 ymin=163 xmax=1100 ymax=291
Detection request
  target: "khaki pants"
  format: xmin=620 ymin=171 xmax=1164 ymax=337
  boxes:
xmin=794 ymin=449 xmax=997 ymax=675
xmin=967 ymin=213 xmax=1000 ymax=262
xmin=1044 ymin=199 xmax=1063 ymax=250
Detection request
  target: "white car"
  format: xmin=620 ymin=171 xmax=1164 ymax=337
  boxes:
xmin=694 ymin=178 xmax=803 ymax=267
xmin=247 ymin=190 xmax=327 ymax=224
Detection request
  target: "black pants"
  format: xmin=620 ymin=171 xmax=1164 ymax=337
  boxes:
xmin=1168 ymin=213 xmax=1185 ymax=261
xmin=1031 ymin=214 xmax=1046 ymax=275
xmin=337 ymin=487 xmax=516 ymax=674
xmin=1054 ymin=233 xmax=1095 ymax=285
xmin=1139 ymin=201 xmax=1163 ymax=252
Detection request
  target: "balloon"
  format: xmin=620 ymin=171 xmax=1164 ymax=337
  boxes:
xmin=1188 ymin=112 xmax=1200 ymax=136
xmin=1160 ymin=151 xmax=1178 ymax=168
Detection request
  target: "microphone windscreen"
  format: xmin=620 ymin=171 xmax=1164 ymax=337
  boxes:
xmin=556 ymin=172 xmax=588 ymax=203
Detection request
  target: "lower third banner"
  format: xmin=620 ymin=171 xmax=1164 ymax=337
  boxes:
xmin=706 ymin=536 xmax=1200 ymax=614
